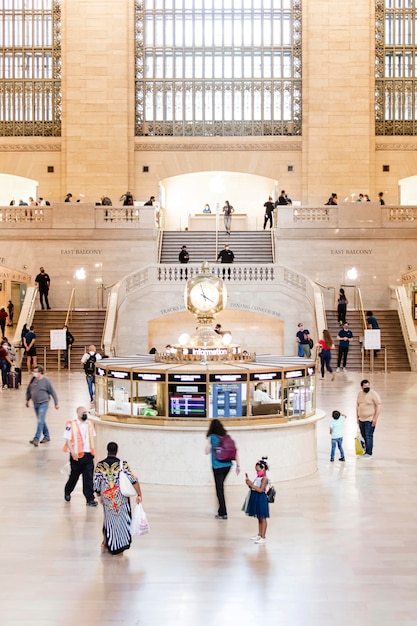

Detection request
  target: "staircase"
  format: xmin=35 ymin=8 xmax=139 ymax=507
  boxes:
xmin=160 ymin=231 xmax=274 ymax=264
xmin=325 ymin=309 xmax=410 ymax=372
xmin=24 ymin=309 xmax=106 ymax=372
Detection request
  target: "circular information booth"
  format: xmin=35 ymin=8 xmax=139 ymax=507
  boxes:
xmin=93 ymin=354 xmax=324 ymax=485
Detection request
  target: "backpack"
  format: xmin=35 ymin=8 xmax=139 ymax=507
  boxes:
xmin=84 ymin=353 xmax=96 ymax=376
xmin=214 ymin=434 xmax=237 ymax=462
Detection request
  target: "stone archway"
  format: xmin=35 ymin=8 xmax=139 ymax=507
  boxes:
xmin=0 ymin=173 xmax=39 ymax=206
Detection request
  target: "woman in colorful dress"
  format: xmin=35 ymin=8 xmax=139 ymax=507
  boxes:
xmin=94 ymin=441 xmax=142 ymax=555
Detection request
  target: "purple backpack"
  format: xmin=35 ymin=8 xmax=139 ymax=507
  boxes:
xmin=214 ymin=434 xmax=237 ymax=462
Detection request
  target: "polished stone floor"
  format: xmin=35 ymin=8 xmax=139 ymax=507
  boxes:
xmin=1 ymin=369 xmax=416 ymax=626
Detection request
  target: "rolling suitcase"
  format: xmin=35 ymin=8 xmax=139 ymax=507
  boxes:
xmin=7 ymin=368 xmax=20 ymax=389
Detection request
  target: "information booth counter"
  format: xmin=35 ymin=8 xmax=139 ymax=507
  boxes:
xmin=93 ymin=355 xmax=324 ymax=485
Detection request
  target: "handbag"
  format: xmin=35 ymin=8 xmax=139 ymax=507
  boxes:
xmin=118 ymin=461 xmax=137 ymax=497
xmin=355 ymin=431 xmax=366 ymax=456
xmin=308 ymin=338 xmax=314 ymax=349
xmin=131 ymin=503 xmax=149 ymax=536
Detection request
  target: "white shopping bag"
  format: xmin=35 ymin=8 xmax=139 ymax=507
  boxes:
xmin=131 ymin=503 xmax=149 ymax=536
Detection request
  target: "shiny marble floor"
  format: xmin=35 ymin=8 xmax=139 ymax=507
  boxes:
xmin=1 ymin=369 xmax=416 ymax=626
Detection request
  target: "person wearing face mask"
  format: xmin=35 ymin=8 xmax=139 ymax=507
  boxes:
xmin=80 ymin=344 xmax=102 ymax=404
xmin=63 ymin=406 xmax=98 ymax=506
xmin=356 ymin=380 xmax=381 ymax=458
xmin=296 ymin=322 xmax=312 ymax=358
xmin=35 ymin=266 xmax=51 ymax=310
xmin=25 ymin=365 xmax=59 ymax=447
xmin=244 ymin=457 xmax=270 ymax=544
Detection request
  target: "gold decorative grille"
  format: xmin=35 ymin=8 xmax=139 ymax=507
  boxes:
xmin=376 ymin=0 xmax=417 ymax=135
xmin=0 ymin=0 xmax=61 ymax=137
xmin=135 ymin=0 xmax=301 ymax=137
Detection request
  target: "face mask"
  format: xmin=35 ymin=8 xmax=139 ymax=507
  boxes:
xmin=299 ymin=326 xmax=304 ymax=331
xmin=363 ymin=387 xmax=370 ymax=393
xmin=33 ymin=372 xmax=39 ymax=378
xmin=89 ymin=351 xmax=95 ymax=356
xmin=81 ymin=413 xmax=88 ymax=421
xmin=257 ymin=470 xmax=265 ymax=477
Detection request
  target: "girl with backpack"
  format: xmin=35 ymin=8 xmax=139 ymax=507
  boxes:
xmin=244 ymin=457 xmax=270 ymax=544
xmin=205 ymin=418 xmax=240 ymax=520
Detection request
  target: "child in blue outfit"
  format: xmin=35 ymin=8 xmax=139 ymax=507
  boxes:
xmin=245 ymin=457 xmax=270 ymax=544
xmin=330 ymin=410 xmax=347 ymax=462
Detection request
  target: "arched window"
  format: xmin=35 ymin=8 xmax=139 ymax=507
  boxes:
xmin=135 ymin=0 xmax=301 ymax=137
xmin=376 ymin=0 xmax=417 ymax=135
xmin=0 ymin=0 xmax=61 ymax=136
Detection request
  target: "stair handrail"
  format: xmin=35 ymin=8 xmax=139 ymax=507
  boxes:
xmin=64 ymin=288 xmax=76 ymax=327
xmin=355 ymin=286 xmax=367 ymax=331
xmin=12 ymin=285 xmax=38 ymax=353
xmin=157 ymin=228 xmax=163 ymax=264
xmin=394 ymin=285 xmax=417 ymax=371
xmin=271 ymin=229 xmax=276 ymax=264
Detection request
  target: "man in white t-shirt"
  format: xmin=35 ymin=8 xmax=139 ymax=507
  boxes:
xmin=253 ymin=382 xmax=275 ymax=404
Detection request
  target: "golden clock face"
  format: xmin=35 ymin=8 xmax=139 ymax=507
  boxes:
xmin=189 ymin=281 xmax=221 ymax=313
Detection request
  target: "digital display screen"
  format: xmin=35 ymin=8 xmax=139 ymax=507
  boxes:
xmin=133 ymin=372 xmax=166 ymax=381
xmin=250 ymin=372 xmax=282 ymax=381
xmin=169 ymin=393 xmax=206 ymax=417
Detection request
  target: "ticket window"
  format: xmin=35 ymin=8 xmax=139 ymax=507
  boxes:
xmin=283 ymin=373 xmax=315 ymax=418
xmin=132 ymin=380 xmax=165 ymax=416
xmin=250 ymin=380 xmax=283 ymax=416
xmin=107 ymin=379 xmax=132 ymax=415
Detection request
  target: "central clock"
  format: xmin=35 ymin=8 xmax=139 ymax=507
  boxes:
xmin=185 ymin=262 xmax=227 ymax=319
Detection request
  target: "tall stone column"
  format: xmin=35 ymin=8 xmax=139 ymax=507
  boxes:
xmin=301 ymin=1 xmax=375 ymax=204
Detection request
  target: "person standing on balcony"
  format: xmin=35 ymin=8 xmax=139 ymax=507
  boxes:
xmin=263 ymin=197 xmax=275 ymax=230
xmin=35 ymin=266 xmax=51 ymax=310
xmin=144 ymin=196 xmax=155 ymax=206
xmin=325 ymin=193 xmax=338 ymax=205
xmin=64 ymin=193 xmax=72 ymax=202
xmin=222 ymin=200 xmax=234 ymax=235
xmin=276 ymin=190 xmax=289 ymax=206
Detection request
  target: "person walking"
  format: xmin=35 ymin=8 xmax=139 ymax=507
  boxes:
xmin=23 ymin=324 xmax=37 ymax=371
xmin=356 ymin=380 xmax=381 ymax=458
xmin=7 ymin=300 xmax=14 ymax=326
xmin=222 ymin=200 xmax=234 ymax=235
xmin=317 ymin=329 xmax=335 ymax=380
xmin=35 ymin=266 xmax=51 ymax=310
xmin=337 ymin=288 xmax=348 ymax=325
xmin=329 ymin=410 xmax=347 ymax=462
xmin=263 ymin=197 xmax=275 ymax=229
xmin=336 ymin=322 xmax=353 ymax=372
xmin=0 ymin=307 xmax=7 ymax=336
xmin=80 ymin=344 xmax=102 ymax=404
xmin=178 ymin=245 xmax=189 ymax=263
xmin=94 ymin=441 xmax=143 ymax=555
xmin=244 ymin=457 xmax=270 ymax=544
xmin=63 ymin=406 xmax=98 ymax=506
xmin=26 ymin=365 xmax=59 ymax=446
xmin=205 ymin=418 xmax=240 ymax=520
